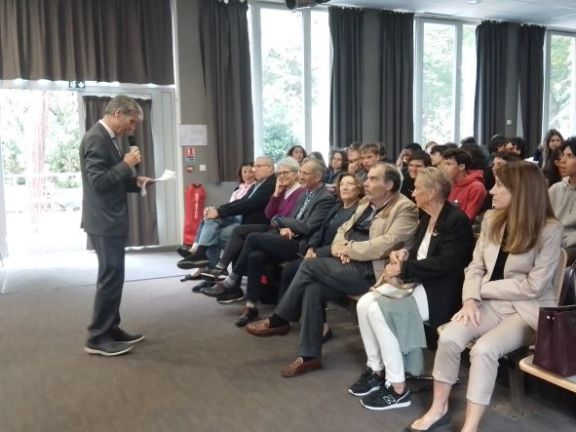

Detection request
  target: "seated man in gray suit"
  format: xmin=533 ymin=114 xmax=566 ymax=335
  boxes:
xmin=202 ymin=158 xmax=336 ymax=311
xmin=246 ymin=163 xmax=419 ymax=377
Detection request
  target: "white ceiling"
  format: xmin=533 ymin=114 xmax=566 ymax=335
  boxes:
xmin=322 ymin=0 xmax=576 ymax=30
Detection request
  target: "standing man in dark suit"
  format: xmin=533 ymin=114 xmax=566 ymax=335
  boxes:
xmin=80 ymin=95 xmax=153 ymax=357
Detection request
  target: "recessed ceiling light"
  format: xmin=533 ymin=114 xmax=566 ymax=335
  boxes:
xmin=469 ymin=0 xmax=481 ymax=4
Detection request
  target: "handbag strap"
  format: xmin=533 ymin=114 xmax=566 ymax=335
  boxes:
xmin=559 ymin=260 xmax=576 ymax=306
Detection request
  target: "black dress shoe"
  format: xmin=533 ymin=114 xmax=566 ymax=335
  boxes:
xmin=404 ymin=412 xmax=450 ymax=431
xmin=235 ymin=307 xmax=259 ymax=327
xmin=84 ymin=341 xmax=134 ymax=357
xmin=177 ymin=258 xmax=210 ymax=269
xmin=322 ymin=328 xmax=333 ymax=344
xmin=111 ymin=328 xmax=145 ymax=344
xmin=176 ymin=246 xmax=192 ymax=259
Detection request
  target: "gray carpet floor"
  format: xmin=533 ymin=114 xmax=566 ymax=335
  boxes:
xmin=0 ymin=251 xmax=574 ymax=432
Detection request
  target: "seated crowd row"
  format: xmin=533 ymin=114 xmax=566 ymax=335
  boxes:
xmin=176 ymin=136 xmax=575 ymax=432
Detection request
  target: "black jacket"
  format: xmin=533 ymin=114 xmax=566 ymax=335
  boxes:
xmin=217 ymin=174 xmax=276 ymax=225
xmin=401 ymin=202 xmax=474 ymax=327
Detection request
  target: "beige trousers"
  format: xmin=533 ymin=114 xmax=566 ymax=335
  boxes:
xmin=432 ymin=300 xmax=533 ymax=405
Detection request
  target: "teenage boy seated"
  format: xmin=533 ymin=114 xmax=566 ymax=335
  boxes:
xmin=355 ymin=143 xmax=384 ymax=182
xmin=441 ymin=148 xmax=487 ymax=222
xmin=400 ymin=150 xmax=431 ymax=201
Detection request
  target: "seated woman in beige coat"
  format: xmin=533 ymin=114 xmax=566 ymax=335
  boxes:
xmin=408 ymin=162 xmax=563 ymax=432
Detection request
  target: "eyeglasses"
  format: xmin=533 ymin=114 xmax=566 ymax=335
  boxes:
xmin=254 ymin=164 xmax=270 ymax=168
xmin=277 ymin=171 xmax=293 ymax=176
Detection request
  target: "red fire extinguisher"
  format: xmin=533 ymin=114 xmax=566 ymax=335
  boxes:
xmin=183 ymin=184 xmax=206 ymax=246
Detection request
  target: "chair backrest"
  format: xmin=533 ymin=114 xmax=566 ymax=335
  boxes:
xmin=554 ymin=248 xmax=568 ymax=302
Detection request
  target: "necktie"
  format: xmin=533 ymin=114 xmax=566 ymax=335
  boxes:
xmin=111 ymin=136 xmax=122 ymax=156
xmin=296 ymin=192 xmax=312 ymax=220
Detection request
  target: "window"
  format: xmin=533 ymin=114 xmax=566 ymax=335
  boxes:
xmin=415 ymin=19 xmax=476 ymax=145
xmin=250 ymin=3 xmax=331 ymax=161
xmin=545 ymin=32 xmax=576 ymax=136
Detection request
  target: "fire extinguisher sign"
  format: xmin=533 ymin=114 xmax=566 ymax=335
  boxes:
xmin=184 ymin=147 xmax=196 ymax=163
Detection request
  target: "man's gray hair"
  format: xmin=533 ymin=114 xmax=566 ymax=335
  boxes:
xmin=277 ymin=157 xmax=300 ymax=173
xmin=104 ymin=95 xmax=143 ymax=117
xmin=255 ymin=155 xmax=275 ymax=168
xmin=302 ymin=157 xmax=327 ymax=180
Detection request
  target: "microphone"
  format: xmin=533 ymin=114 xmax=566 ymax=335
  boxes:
xmin=128 ymin=135 xmax=139 ymax=176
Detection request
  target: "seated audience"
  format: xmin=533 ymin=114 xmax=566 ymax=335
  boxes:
xmin=549 ymin=136 xmax=576 ymax=263
xmin=347 ymin=142 xmax=362 ymax=175
xmin=400 ymin=150 xmax=431 ymax=201
xmin=409 ymin=162 xmax=562 ymax=432
xmin=177 ymin=161 xmax=267 ymax=269
xmin=356 ymin=143 xmax=384 ymax=182
xmin=246 ymin=163 xmax=419 ymax=378
xmin=349 ymin=167 xmax=473 ymax=411
xmin=428 ymin=143 xmax=457 ymax=167
xmin=441 ymin=148 xmax=487 ymax=222
xmin=201 ymin=158 xmax=335 ymax=304
xmin=275 ymin=172 xmax=363 ymax=334
xmin=396 ymin=142 xmax=422 ymax=170
xmin=196 ymin=157 xmax=304 ymax=287
xmin=537 ymin=129 xmax=564 ymax=186
xmin=324 ymin=149 xmax=349 ymax=185
xmin=287 ymin=145 xmax=307 ymax=164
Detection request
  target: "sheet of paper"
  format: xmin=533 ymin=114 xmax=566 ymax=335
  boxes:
xmin=141 ymin=169 xmax=176 ymax=197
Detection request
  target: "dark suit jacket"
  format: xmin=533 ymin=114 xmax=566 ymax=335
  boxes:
xmin=276 ymin=186 xmax=336 ymax=238
xmin=217 ymin=174 xmax=276 ymax=225
xmin=401 ymin=202 xmax=474 ymax=327
xmin=80 ymin=122 xmax=139 ymax=237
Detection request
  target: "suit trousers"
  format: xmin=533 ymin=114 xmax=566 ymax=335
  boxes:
xmin=87 ymin=234 xmax=126 ymax=344
xmin=275 ymin=257 xmax=375 ymax=358
xmin=433 ymin=300 xmax=533 ymax=405
xmin=219 ymin=224 xmax=269 ymax=268
xmin=234 ymin=232 xmax=301 ymax=302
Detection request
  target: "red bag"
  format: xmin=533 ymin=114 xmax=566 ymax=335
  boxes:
xmin=183 ymin=184 xmax=206 ymax=245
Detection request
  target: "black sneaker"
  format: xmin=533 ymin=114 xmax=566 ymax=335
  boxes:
xmin=360 ymin=382 xmax=411 ymax=410
xmin=200 ymin=266 xmax=229 ymax=281
xmin=111 ymin=328 xmax=145 ymax=344
xmin=201 ymin=281 xmax=228 ymax=297
xmin=192 ymin=280 xmax=214 ymax=293
xmin=217 ymin=287 xmax=245 ymax=304
xmin=348 ymin=368 xmax=385 ymax=396
xmin=235 ymin=306 xmax=259 ymax=327
xmin=176 ymin=246 xmax=192 ymax=259
xmin=84 ymin=341 xmax=134 ymax=357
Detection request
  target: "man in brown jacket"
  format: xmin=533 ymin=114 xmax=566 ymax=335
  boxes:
xmin=246 ymin=163 xmax=419 ymax=377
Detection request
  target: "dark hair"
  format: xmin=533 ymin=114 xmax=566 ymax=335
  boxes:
xmin=460 ymin=136 xmax=477 ymax=146
xmin=330 ymin=149 xmax=349 ymax=172
xmin=429 ymin=144 xmax=447 ymax=155
xmin=237 ymin=161 xmax=254 ymax=183
xmin=543 ymin=129 xmax=564 ymax=149
xmin=408 ymin=150 xmax=431 ymax=166
xmin=493 ymin=151 xmax=522 ymax=163
xmin=488 ymin=134 xmax=507 ymax=155
xmin=359 ymin=142 xmax=382 ymax=156
xmin=507 ymin=136 xmax=528 ymax=158
xmin=461 ymin=141 xmax=489 ymax=170
xmin=287 ymin=145 xmax=307 ymax=159
xmin=347 ymin=142 xmax=362 ymax=152
xmin=443 ymin=148 xmax=472 ymax=170
xmin=563 ymin=136 xmax=576 ymax=156
xmin=405 ymin=142 xmax=422 ymax=152
xmin=379 ymin=163 xmax=402 ymax=192
xmin=334 ymin=171 xmax=365 ymax=200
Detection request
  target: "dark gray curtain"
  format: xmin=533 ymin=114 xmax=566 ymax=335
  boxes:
xmin=0 ymin=0 xmax=173 ymax=84
xmin=83 ymin=96 xmax=159 ymax=247
xmin=518 ymin=25 xmax=545 ymax=154
xmin=378 ymin=11 xmax=414 ymax=158
xmin=329 ymin=7 xmax=363 ymax=149
xmin=474 ymin=21 xmax=509 ymax=146
xmin=199 ymin=0 xmax=253 ymax=181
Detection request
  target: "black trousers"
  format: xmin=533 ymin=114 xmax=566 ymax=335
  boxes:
xmin=87 ymin=234 xmax=126 ymax=344
xmin=219 ymin=224 xmax=269 ymax=268
xmin=275 ymin=257 xmax=375 ymax=358
xmin=233 ymin=232 xmax=301 ymax=303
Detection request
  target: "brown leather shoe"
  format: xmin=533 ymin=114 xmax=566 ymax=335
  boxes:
xmin=245 ymin=318 xmax=290 ymax=337
xmin=281 ymin=357 xmax=322 ymax=377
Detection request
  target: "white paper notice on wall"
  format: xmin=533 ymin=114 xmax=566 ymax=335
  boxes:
xmin=178 ymin=124 xmax=207 ymax=147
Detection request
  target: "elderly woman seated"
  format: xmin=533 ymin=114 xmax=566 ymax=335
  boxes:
xmin=349 ymin=167 xmax=474 ymax=411
xmin=409 ymin=162 xmax=563 ymax=432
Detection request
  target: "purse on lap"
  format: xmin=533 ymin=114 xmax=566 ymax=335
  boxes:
xmin=533 ymin=305 xmax=576 ymax=377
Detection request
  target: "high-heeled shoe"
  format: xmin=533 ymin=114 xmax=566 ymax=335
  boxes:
xmin=404 ymin=412 xmax=450 ymax=431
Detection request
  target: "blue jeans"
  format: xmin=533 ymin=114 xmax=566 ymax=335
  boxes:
xmin=196 ymin=217 xmax=240 ymax=266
